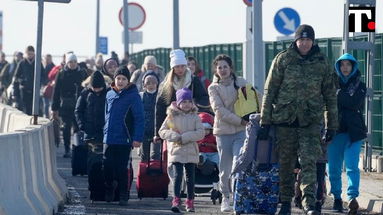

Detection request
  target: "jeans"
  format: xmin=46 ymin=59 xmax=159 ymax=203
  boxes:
xmin=200 ymin=152 xmax=219 ymax=166
xmin=171 ymin=162 xmax=195 ymax=199
xmin=327 ymin=133 xmax=362 ymax=200
xmin=216 ymin=130 xmax=246 ymax=197
xmin=103 ymin=144 xmax=132 ymax=195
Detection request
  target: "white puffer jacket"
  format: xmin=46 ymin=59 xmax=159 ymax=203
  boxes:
xmin=208 ymin=76 xmax=247 ymax=135
xmin=159 ymin=103 xmax=205 ymax=164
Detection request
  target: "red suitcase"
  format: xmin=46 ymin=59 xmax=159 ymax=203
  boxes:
xmin=136 ymin=141 xmax=169 ymax=199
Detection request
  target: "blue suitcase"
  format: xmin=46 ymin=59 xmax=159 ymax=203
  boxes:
xmin=233 ymin=138 xmax=279 ymax=215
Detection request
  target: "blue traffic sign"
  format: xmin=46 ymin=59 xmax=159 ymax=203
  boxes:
xmin=99 ymin=37 xmax=108 ymax=55
xmin=274 ymin=8 xmax=300 ymax=36
xmin=243 ymin=0 xmax=252 ymax=6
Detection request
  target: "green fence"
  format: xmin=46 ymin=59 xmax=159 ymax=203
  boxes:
xmin=130 ymin=34 xmax=383 ymax=152
xmin=129 ymin=43 xmax=243 ymax=80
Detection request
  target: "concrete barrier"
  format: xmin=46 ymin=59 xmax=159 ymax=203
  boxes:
xmin=0 ymin=104 xmax=68 ymax=215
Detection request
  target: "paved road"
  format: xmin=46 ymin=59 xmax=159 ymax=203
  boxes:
xmin=55 ymin=144 xmax=377 ymax=215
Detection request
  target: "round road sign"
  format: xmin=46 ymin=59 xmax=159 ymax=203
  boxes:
xmin=119 ymin=2 xmax=146 ymax=31
xmin=243 ymin=0 xmax=252 ymax=6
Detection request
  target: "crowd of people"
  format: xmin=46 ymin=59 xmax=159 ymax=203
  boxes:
xmin=0 ymin=24 xmax=366 ymax=215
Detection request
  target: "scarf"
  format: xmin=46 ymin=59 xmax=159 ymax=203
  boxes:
xmin=172 ymin=69 xmax=192 ymax=90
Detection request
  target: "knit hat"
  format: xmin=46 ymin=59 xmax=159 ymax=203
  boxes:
xmin=90 ymin=71 xmax=105 ymax=88
xmin=198 ymin=112 xmax=214 ymax=129
xmin=170 ymin=49 xmax=187 ymax=68
xmin=176 ymin=87 xmax=192 ymax=106
xmin=143 ymin=55 xmax=157 ymax=66
xmin=295 ymin=24 xmax=315 ymax=41
xmin=103 ymin=58 xmax=119 ymax=72
xmin=66 ymin=53 xmax=77 ymax=63
xmin=114 ymin=66 xmax=130 ymax=80
xmin=143 ymin=71 xmax=159 ymax=86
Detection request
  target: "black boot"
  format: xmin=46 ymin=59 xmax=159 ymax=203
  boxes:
xmin=278 ymin=201 xmax=291 ymax=215
xmin=333 ymin=198 xmax=344 ymax=212
xmin=348 ymin=198 xmax=359 ymax=215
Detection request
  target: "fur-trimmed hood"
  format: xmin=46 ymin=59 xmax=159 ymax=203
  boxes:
xmin=166 ymin=101 xmax=198 ymax=116
xmin=81 ymin=74 xmax=113 ymax=88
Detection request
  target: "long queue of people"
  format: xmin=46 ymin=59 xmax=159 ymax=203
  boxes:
xmin=0 ymin=24 xmax=367 ymax=215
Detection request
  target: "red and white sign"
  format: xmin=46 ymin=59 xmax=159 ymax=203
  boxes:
xmin=119 ymin=2 xmax=146 ymax=31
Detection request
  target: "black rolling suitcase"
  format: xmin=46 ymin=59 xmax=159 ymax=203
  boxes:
xmin=71 ymin=131 xmax=88 ymax=176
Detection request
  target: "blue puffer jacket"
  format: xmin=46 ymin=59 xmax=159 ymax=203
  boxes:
xmin=103 ymin=83 xmax=144 ymax=145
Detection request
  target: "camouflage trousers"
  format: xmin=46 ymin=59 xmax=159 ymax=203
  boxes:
xmin=275 ymin=124 xmax=322 ymax=208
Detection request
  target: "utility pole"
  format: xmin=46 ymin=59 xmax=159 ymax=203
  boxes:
xmin=123 ymin=0 xmax=129 ymax=54
xmin=95 ymin=0 xmax=100 ymax=55
xmin=32 ymin=0 xmax=44 ymax=124
xmin=173 ymin=0 xmax=180 ymax=49
xmin=252 ymin=0 xmax=264 ymax=93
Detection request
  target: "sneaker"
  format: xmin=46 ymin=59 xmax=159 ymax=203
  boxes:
xmin=104 ymin=181 xmax=117 ymax=202
xmin=220 ymin=196 xmax=231 ymax=212
xmin=171 ymin=197 xmax=181 ymax=213
xmin=348 ymin=198 xmax=359 ymax=215
xmin=185 ymin=199 xmax=195 ymax=212
xmin=278 ymin=201 xmax=291 ymax=215
xmin=333 ymin=198 xmax=344 ymax=212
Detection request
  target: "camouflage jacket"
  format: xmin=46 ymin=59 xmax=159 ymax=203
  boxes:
xmin=260 ymin=44 xmax=338 ymax=130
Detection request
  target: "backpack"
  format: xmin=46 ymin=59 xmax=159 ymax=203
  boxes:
xmin=234 ymin=84 xmax=260 ymax=121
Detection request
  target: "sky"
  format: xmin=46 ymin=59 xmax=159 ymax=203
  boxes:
xmin=0 ymin=0 xmax=382 ymax=61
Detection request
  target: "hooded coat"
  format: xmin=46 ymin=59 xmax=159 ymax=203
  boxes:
xmin=159 ymin=103 xmax=205 ymax=164
xmin=141 ymin=71 xmax=160 ymax=139
xmin=103 ymin=83 xmax=144 ymax=145
xmin=334 ymin=53 xmax=367 ymax=143
xmin=75 ymin=72 xmax=108 ymax=143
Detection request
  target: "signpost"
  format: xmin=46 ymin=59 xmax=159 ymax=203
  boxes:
xmin=273 ymin=7 xmax=300 ymax=35
xmin=23 ymin=0 xmax=71 ymax=125
xmin=98 ymin=37 xmax=108 ymax=55
xmin=243 ymin=0 xmax=252 ymax=6
xmin=0 ymin=11 xmax=3 ymax=51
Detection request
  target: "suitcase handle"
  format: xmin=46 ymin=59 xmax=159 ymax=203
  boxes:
xmin=146 ymin=139 xmax=165 ymax=173
xmin=254 ymin=134 xmax=273 ymax=165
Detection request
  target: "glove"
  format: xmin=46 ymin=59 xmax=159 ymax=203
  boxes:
xmin=257 ymin=124 xmax=270 ymax=140
xmin=323 ymin=129 xmax=336 ymax=142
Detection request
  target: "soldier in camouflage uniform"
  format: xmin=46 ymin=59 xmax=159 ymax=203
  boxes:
xmin=258 ymin=24 xmax=338 ymax=215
